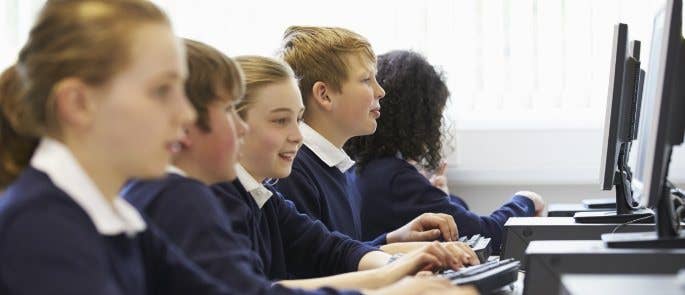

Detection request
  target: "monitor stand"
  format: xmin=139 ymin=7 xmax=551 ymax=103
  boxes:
xmin=602 ymin=185 xmax=685 ymax=248
xmin=574 ymin=169 xmax=654 ymax=224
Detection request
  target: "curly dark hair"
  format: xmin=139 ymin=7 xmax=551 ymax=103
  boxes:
xmin=345 ymin=50 xmax=450 ymax=172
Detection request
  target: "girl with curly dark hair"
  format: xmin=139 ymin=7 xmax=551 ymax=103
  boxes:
xmin=345 ymin=50 xmax=545 ymax=251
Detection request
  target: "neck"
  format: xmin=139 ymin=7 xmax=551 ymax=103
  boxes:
xmin=64 ymin=139 xmax=123 ymax=204
xmin=240 ymin=161 xmax=266 ymax=183
xmin=173 ymin=155 xmax=213 ymax=185
xmin=304 ymin=112 xmax=349 ymax=148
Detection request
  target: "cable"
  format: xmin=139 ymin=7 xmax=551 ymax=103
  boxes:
xmin=611 ymin=215 xmax=655 ymax=234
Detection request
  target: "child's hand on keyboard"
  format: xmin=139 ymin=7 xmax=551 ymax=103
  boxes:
xmin=386 ymin=213 xmax=459 ymax=243
xmin=385 ymin=241 xmax=469 ymax=276
xmin=443 ymin=242 xmax=480 ymax=265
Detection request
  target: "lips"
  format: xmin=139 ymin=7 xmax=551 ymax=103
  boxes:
xmin=370 ymin=107 xmax=381 ymax=118
xmin=278 ymin=151 xmax=297 ymax=161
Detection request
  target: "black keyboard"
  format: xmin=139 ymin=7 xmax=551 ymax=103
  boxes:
xmin=440 ymin=258 xmax=520 ymax=294
xmin=459 ymin=234 xmax=492 ymax=263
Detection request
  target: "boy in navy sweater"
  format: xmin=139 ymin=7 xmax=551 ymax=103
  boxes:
xmin=276 ymin=26 xmax=461 ymax=247
xmin=344 ymin=50 xmax=545 ymax=251
xmin=124 ymin=43 xmax=472 ymax=294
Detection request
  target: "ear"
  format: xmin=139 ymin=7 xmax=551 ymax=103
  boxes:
xmin=310 ymin=81 xmax=334 ymax=112
xmin=178 ymin=126 xmax=194 ymax=150
xmin=53 ymin=78 xmax=96 ymax=130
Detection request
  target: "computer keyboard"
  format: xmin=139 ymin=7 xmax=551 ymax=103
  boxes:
xmin=440 ymin=258 xmax=521 ymax=294
xmin=459 ymin=234 xmax=492 ymax=263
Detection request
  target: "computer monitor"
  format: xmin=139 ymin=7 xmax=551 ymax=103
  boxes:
xmin=574 ymin=24 xmax=653 ymax=223
xmin=602 ymin=0 xmax=685 ymax=248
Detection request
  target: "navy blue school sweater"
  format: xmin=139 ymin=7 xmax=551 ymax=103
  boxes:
xmin=124 ymin=173 xmax=362 ymax=295
xmin=0 ymin=167 xmax=230 ymax=295
xmin=211 ymin=180 xmax=377 ymax=280
xmin=354 ymin=157 xmax=536 ymax=252
xmin=274 ymin=145 xmax=387 ymax=246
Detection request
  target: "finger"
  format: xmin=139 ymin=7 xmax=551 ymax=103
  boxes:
xmin=437 ymin=162 xmax=447 ymax=176
xmin=427 ymin=242 xmax=453 ymax=269
xmin=454 ymin=242 xmax=479 ymax=265
xmin=415 ymin=229 xmax=442 ymax=241
xmin=440 ymin=214 xmax=458 ymax=240
xmin=415 ymin=271 xmax=434 ymax=278
xmin=420 ymin=214 xmax=453 ymax=242
xmin=442 ymin=244 xmax=466 ymax=269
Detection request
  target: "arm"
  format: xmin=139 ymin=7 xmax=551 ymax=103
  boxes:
xmin=390 ymin=166 xmax=536 ymax=250
xmin=279 ymin=242 xmax=465 ymax=291
xmin=145 ymin=181 xmax=274 ymax=286
xmin=273 ymin=193 xmax=377 ymax=277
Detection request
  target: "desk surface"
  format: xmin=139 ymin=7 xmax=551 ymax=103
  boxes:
xmin=560 ymin=274 xmax=685 ymax=295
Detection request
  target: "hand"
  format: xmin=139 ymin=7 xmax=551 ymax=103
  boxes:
xmin=442 ymin=241 xmax=480 ymax=266
xmin=364 ymin=277 xmax=478 ymax=295
xmin=387 ymin=213 xmax=459 ymax=243
xmin=429 ymin=162 xmax=450 ymax=194
xmin=381 ymin=241 xmax=480 ymax=266
xmin=386 ymin=241 xmax=466 ymax=276
xmin=516 ymin=190 xmax=545 ymax=216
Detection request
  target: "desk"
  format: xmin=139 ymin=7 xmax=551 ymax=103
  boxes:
xmin=501 ymin=217 xmax=654 ymax=264
xmin=559 ymin=273 xmax=685 ymax=295
xmin=523 ymin=240 xmax=685 ymax=295
xmin=547 ymin=203 xmax=609 ymax=217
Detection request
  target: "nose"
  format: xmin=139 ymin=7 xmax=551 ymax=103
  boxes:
xmin=374 ymin=78 xmax=386 ymax=100
xmin=233 ymin=110 xmax=249 ymax=137
xmin=176 ymin=92 xmax=197 ymax=127
xmin=290 ymin=122 xmax=304 ymax=145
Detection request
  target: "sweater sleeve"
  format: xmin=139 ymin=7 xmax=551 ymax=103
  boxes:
xmin=145 ymin=180 xmax=269 ymax=288
xmin=273 ymin=193 xmax=378 ymax=277
xmin=389 ymin=166 xmax=535 ymax=251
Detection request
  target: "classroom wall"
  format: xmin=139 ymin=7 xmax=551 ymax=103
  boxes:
xmin=446 ymin=128 xmax=685 ymax=215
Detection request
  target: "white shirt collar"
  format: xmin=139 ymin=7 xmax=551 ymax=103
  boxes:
xmin=166 ymin=165 xmax=187 ymax=177
xmin=234 ymin=164 xmax=273 ymax=209
xmin=300 ymin=123 xmax=355 ymax=173
xmin=31 ymin=137 xmax=146 ymax=237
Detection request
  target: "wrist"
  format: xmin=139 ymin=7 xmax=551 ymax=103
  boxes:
xmin=386 ymin=230 xmax=399 ymax=244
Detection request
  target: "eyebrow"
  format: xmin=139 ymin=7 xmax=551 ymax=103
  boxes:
xmin=270 ymin=107 xmax=305 ymax=114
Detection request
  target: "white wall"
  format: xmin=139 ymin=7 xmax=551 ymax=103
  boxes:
xmin=447 ymin=128 xmax=685 ymax=214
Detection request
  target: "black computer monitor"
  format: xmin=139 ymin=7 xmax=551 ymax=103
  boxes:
xmin=602 ymin=0 xmax=685 ymax=248
xmin=574 ymin=24 xmax=653 ymax=223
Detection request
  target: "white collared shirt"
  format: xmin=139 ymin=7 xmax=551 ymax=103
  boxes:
xmin=235 ymin=164 xmax=273 ymax=209
xmin=300 ymin=123 xmax=355 ymax=173
xmin=31 ymin=137 xmax=146 ymax=237
xmin=166 ymin=165 xmax=187 ymax=177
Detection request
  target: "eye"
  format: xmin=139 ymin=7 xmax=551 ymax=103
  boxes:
xmin=154 ymin=84 xmax=172 ymax=98
xmin=273 ymin=118 xmax=288 ymax=125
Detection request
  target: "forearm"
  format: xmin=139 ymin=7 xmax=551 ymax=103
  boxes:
xmin=357 ymin=250 xmax=392 ymax=271
xmin=276 ymin=268 xmax=392 ymax=291
xmin=380 ymin=242 xmax=430 ymax=255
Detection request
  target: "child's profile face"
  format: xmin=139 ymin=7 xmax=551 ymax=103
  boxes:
xmin=185 ymin=94 xmax=247 ymax=183
xmin=327 ymin=54 xmax=385 ymax=140
xmin=87 ymin=23 xmax=195 ymax=179
xmin=240 ymin=78 xmax=304 ymax=180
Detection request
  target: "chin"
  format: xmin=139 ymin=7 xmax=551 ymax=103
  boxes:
xmin=273 ymin=168 xmax=292 ymax=179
